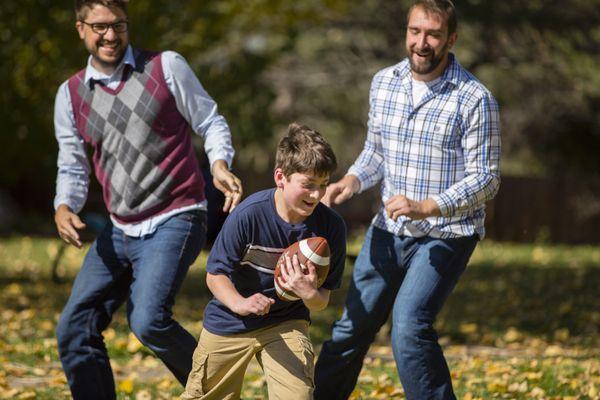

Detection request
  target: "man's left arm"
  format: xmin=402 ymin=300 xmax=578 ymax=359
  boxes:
xmin=431 ymin=93 xmax=501 ymax=217
xmin=385 ymin=93 xmax=501 ymax=221
xmin=163 ymin=51 xmax=242 ymax=211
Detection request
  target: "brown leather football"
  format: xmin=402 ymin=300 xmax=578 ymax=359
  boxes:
xmin=274 ymin=236 xmax=330 ymax=301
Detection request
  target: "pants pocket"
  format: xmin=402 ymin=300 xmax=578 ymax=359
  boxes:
xmin=297 ymin=336 xmax=315 ymax=387
xmin=279 ymin=329 xmax=315 ymax=387
xmin=182 ymin=350 xmax=209 ymax=399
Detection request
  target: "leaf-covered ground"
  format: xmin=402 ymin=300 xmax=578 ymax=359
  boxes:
xmin=0 ymin=236 xmax=598 ymax=399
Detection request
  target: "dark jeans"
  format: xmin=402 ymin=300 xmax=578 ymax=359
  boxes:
xmin=315 ymin=225 xmax=477 ymax=400
xmin=56 ymin=211 xmax=206 ymax=400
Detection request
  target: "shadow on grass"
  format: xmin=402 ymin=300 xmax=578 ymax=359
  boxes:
xmin=439 ymin=263 xmax=599 ymax=342
xmin=312 ymin=262 xmax=598 ymax=345
xmin=2 ymin=261 xmax=598 ymax=346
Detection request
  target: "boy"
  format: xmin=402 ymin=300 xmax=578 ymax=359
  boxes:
xmin=182 ymin=123 xmax=346 ymax=400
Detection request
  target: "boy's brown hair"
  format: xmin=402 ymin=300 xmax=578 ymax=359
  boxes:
xmin=75 ymin=0 xmax=128 ymax=20
xmin=275 ymin=123 xmax=337 ymax=177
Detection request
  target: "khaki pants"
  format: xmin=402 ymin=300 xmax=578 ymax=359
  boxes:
xmin=182 ymin=319 xmax=314 ymax=400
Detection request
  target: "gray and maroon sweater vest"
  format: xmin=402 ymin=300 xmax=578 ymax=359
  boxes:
xmin=68 ymin=49 xmax=206 ymax=224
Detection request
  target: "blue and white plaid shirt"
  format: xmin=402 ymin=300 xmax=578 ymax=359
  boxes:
xmin=348 ymin=54 xmax=501 ymax=239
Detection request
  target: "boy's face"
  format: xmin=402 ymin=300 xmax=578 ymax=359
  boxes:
xmin=274 ymin=169 xmax=330 ymax=224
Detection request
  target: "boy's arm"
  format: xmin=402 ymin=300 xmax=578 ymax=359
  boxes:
xmin=206 ymin=273 xmax=275 ymax=316
xmin=302 ymin=287 xmax=331 ymax=312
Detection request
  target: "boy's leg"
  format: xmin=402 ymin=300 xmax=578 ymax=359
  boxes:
xmin=258 ymin=320 xmax=315 ymax=400
xmin=391 ymin=235 xmax=478 ymax=400
xmin=314 ymin=226 xmax=406 ymax=400
xmin=182 ymin=328 xmax=256 ymax=400
xmin=126 ymin=210 xmax=207 ymax=384
xmin=56 ymin=224 xmax=131 ymax=400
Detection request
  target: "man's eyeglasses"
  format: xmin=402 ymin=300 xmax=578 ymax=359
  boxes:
xmin=80 ymin=21 xmax=128 ymax=35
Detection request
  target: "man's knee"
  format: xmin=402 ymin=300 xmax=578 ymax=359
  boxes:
xmin=56 ymin=313 xmax=71 ymax=353
xmin=392 ymin=313 xmax=435 ymax=350
xmin=128 ymin=311 xmax=169 ymax=345
xmin=56 ymin=307 xmax=84 ymax=353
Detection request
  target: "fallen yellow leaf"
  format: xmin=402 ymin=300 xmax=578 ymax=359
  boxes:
xmin=157 ymin=378 xmax=174 ymax=390
xmin=544 ymin=345 xmax=563 ymax=357
xmin=526 ymin=371 xmax=543 ymax=381
xmin=103 ymin=328 xmax=116 ymax=341
xmin=118 ymin=378 xmax=134 ymax=394
xmin=508 ymin=381 xmax=528 ymax=393
xmin=553 ymin=328 xmax=570 ymax=341
xmin=135 ymin=389 xmax=152 ymax=400
xmin=459 ymin=323 xmax=478 ymax=335
xmin=486 ymin=381 xmax=507 ymax=393
xmin=504 ymin=327 xmax=521 ymax=342
xmin=529 ymin=387 xmax=545 ymax=397
xmin=6 ymin=284 xmax=22 ymax=296
xmin=127 ymin=333 xmax=143 ymax=353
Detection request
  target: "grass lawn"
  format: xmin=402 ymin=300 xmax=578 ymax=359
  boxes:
xmin=0 ymin=235 xmax=598 ymax=399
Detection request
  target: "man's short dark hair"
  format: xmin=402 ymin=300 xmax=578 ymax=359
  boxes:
xmin=275 ymin=123 xmax=337 ymax=177
xmin=408 ymin=0 xmax=457 ymax=36
xmin=75 ymin=0 xmax=128 ymax=21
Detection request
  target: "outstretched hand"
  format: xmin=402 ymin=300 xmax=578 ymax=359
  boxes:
xmin=54 ymin=204 xmax=86 ymax=249
xmin=321 ymin=174 xmax=360 ymax=207
xmin=211 ymin=159 xmax=243 ymax=212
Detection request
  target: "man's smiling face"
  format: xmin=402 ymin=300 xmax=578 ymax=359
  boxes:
xmin=76 ymin=4 xmax=129 ymax=75
xmin=405 ymin=5 xmax=457 ymax=81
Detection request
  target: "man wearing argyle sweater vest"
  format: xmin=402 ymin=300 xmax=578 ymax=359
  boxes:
xmin=53 ymin=1 xmax=242 ymax=399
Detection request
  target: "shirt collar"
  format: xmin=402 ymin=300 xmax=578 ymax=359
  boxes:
xmin=83 ymin=45 xmax=136 ymax=85
xmin=394 ymin=53 xmax=463 ymax=89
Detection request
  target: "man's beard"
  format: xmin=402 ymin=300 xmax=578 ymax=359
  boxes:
xmin=408 ymin=41 xmax=449 ymax=75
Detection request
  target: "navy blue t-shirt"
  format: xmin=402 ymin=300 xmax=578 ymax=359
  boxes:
xmin=202 ymin=188 xmax=347 ymax=335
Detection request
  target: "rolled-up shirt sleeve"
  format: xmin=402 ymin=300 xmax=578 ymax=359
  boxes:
xmin=432 ymin=93 xmax=501 ymax=216
xmin=54 ymin=81 xmax=91 ymax=213
xmin=162 ymin=51 xmax=235 ymax=169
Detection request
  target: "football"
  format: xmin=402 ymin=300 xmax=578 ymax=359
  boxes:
xmin=274 ymin=236 xmax=330 ymax=301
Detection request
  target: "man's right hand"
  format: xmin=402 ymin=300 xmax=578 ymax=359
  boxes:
xmin=54 ymin=204 xmax=86 ymax=249
xmin=321 ymin=174 xmax=361 ymax=207
xmin=211 ymin=159 xmax=243 ymax=213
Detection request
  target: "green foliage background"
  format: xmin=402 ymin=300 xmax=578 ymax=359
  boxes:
xmin=1 ymin=0 xmax=599 ymax=203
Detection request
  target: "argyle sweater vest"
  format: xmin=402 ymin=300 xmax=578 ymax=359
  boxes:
xmin=68 ymin=50 xmax=205 ymax=223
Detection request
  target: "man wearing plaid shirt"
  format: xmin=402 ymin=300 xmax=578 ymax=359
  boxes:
xmin=315 ymin=0 xmax=500 ymax=399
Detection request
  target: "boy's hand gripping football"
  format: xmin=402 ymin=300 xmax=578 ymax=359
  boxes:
xmin=278 ymin=253 xmax=319 ymax=300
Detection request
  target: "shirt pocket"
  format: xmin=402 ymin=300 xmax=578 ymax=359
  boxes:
xmin=412 ymin=109 xmax=462 ymax=150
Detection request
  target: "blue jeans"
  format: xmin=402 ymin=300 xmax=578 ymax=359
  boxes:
xmin=56 ymin=210 xmax=206 ymax=400
xmin=315 ymin=225 xmax=477 ymax=400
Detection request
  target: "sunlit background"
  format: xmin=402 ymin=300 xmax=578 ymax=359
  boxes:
xmin=0 ymin=0 xmax=598 ymax=398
